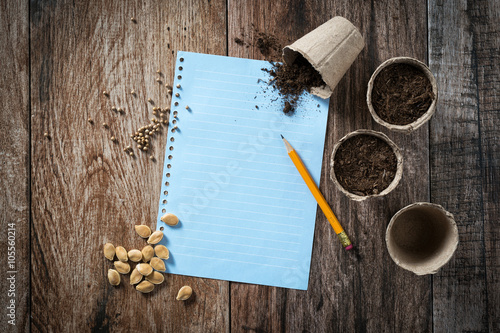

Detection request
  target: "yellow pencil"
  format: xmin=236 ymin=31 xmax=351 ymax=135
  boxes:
xmin=281 ymin=135 xmax=353 ymax=250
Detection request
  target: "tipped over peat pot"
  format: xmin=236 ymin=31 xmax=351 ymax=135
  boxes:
xmin=386 ymin=202 xmax=459 ymax=275
xmin=330 ymin=130 xmax=403 ymax=201
xmin=367 ymin=57 xmax=438 ymax=133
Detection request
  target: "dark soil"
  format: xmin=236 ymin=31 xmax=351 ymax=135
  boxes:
xmin=371 ymin=63 xmax=435 ymax=125
xmin=263 ymin=55 xmax=326 ymax=114
xmin=333 ymin=134 xmax=397 ymax=196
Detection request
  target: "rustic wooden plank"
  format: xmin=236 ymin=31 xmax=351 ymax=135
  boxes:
xmin=30 ymin=1 xmax=228 ymax=331
xmin=0 ymin=0 xmax=30 ymax=332
xmin=429 ymin=0 xmax=500 ymax=331
xmin=229 ymin=1 xmax=431 ymax=332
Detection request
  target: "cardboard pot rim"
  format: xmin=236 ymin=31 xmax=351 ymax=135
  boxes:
xmin=385 ymin=202 xmax=459 ymax=275
xmin=329 ymin=129 xmax=403 ymax=201
xmin=366 ymin=57 xmax=438 ymax=133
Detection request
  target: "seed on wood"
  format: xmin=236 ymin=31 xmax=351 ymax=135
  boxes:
xmin=150 ymin=156 xmax=155 ymax=161
xmin=167 ymin=89 xmax=172 ymax=95
xmin=103 ymin=91 xmax=109 ymax=96
xmin=148 ymin=98 xmax=153 ymax=104
xmin=143 ymin=147 xmax=148 ymax=151
xmin=88 ymin=118 xmax=93 ymax=123
xmin=102 ymin=123 xmax=108 ymax=128
xmin=43 ymin=132 xmax=49 ymax=137
xmin=185 ymin=105 xmax=189 ymax=110
xmin=111 ymin=106 xmax=117 ymax=112
xmin=129 ymin=152 xmax=134 ymax=156
xmin=163 ymin=120 xmax=168 ymax=124
xmin=131 ymin=17 xmax=136 ymax=23
xmin=117 ymin=108 xmax=123 ymax=113
xmin=108 ymin=269 xmax=120 ymax=286
xmin=111 ymin=136 xmax=117 ymax=142
xmin=130 ymin=90 xmax=135 ymax=95
xmin=156 ymin=78 xmax=162 ymax=83
xmin=176 ymin=286 xmax=192 ymax=301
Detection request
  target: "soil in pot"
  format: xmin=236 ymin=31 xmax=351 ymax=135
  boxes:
xmin=334 ymin=134 xmax=397 ymax=196
xmin=371 ymin=63 xmax=435 ymax=125
xmin=263 ymin=55 xmax=326 ymax=114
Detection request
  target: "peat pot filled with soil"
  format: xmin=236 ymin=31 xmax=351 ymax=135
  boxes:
xmin=367 ymin=57 xmax=438 ymax=133
xmin=330 ymin=130 xmax=403 ymax=201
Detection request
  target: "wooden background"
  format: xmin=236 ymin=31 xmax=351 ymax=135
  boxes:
xmin=0 ymin=0 xmax=498 ymax=332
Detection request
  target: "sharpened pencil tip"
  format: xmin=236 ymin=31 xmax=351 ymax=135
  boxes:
xmin=280 ymin=134 xmax=284 ymax=139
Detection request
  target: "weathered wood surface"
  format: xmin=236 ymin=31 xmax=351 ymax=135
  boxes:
xmin=229 ymin=1 xmax=431 ymax=332
xmin=429 ymin=0 xmax=500 ymax=332
xmin=0 ymin=0 xmax=496 ymax=331
xmin=0 ymin=1 xmax=30 ymax=332
xmin=30 ymin=0 xmax=228 ymax=331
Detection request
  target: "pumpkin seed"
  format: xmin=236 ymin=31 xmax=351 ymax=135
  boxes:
xmin=160 ymin=213 xmax=179 ymax=226
xmin=130 ymin=267 xmax=143 ymax=285
xmin=136 ymin=280 xmax=155 ymax=293
xmin=114 ymin=261 xmax=131 ymax=274
xmin=128 ymin=249 xmax=142 ymax=262
xmin=108 ymin=269 xmax=121 ymax=286
xmin=150 ymin=257 xmax=166 ymax=272
xmin=141 ymin=245 xmax=155 ymax=262
xmin=135 ymin=225 xmax=152 ymax=238
xmin=104 ymin=243 xmax=115 ymax=261
xmin=145 ymin=271 xmax=164 ymax=285
xmin=115 ymin=246 xmax=128 ymax=262
xmin=147 ymin=231 xmax=163 ymax=244
xmin=176 ymin=285 xmax=192 ymax=300
xmin=154 ymin=245 xmax=170 ymax=260
xmin=136 ymin=263 xmax=153 ymax=276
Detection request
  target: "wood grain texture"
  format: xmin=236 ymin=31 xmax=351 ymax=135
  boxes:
xmin=429 ymin=0 xmax=500 ymax=331
xmin=229 ymin=1 xmax=431 ymax=332
xmin=30 ymin=0 xmax=228 ymax=331
xmin=0 ymin=0 xmax=30 ymax=332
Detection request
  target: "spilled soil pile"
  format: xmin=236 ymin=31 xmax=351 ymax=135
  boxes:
xmin=372 ymin=63 xmax=435 ymax=125
xmin=334 ymin=134 xmax=397 ymax=196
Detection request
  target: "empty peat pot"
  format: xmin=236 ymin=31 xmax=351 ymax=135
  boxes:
xmin=367 ymin=57 xmax=438 ymax=133
xmin=330 ymin=129 xmax=403 ymax=201
xmin=386 ymin=202 xmax=459 ymax=275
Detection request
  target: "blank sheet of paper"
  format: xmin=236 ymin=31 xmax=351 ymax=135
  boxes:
xmin=156 ymin=51 xmax=330 ymax=290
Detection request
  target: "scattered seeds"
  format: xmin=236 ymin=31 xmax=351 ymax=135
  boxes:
xmin=135 ymin=225 xmax=152 ymax=238
xmin=176 ymin=286 xmax=192 ymax=301
xmin=136 ymin=280 xmax=155 ymax=293
xmin=111 ymin=106 xmax=117 ymax=112
xmin=111 ymin=136 xmax=117 ymax=142
xmin=128 ymin=249 xmax=142 ymax=262
xmin=88 ymin=118 xmax=93 ymax=124
xmin=141 ymin=245 xmax=155 ymax=262
xmin=103 ymin=91 xmax=109 ymax=96
xmin=148 ymin=98 xmax=153 ymax=104
xmin=115 ymin=246 xmax=128 ymax=262
xmin=147 ymin=230 xmax=164 ymax=244
xmin=145 ymin=271 xmax=164 ymax=285
xmin=103 ymin=243 xmax=116 ymax=261
xmin=108 ymin=269 xmax=121 ymax=286
xmin=150 ymin=257 xmax=166 ymax=272
xmin=161 ymin=213 xmax=179 ymax=226
xmin=102 ymin=123 xmax=108 ymax=128
xmin=136 ymin=263 xmax=153 ymax=276
xmin=43 ymin=132 xmax=50 ymax=138
xmin=130 ymin=267 xmax=143 ymax=285
xmin=114 ymin=261 xmax=131 ymax=274
xmin=130 ymin=90 xmax=135 ymax=95
xmin=154 ymin=245 xmax=170 ymax=260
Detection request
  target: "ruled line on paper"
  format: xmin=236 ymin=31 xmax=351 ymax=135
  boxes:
xmin=180 ymin=210 xmax=304 ymax=228
xmin=175 ymin=236 xmax=300 ymax=253
xmin=183 ymin=160 xmax=301 ymax=177
xmin=189 ymin=102 xmax=315 ymax=120
xmin=173 ymin=252 xmax=298 ymax=270
xmin=194 ymin=69 xmax=262 ymax=79
xmin=188 ymin=128 xmax=314 ymax=144
xmin=174 ymin=244 xmax=299 ymax=261
xmin=188 ymin=118 xmax=314 ymax=136
xmin=183 ymin=152 xmax=302 ymax=168
xmin=182 ymin=228 xmax=301 ymax=245
xmin=184 ymin=219 xmax=301 ymax=236
xmin=193 ymin=85 xmax=261 ymax=95
xmin=185 ymin=144 xmax=301 ymax=160
xmin=192 ymin=110 xmax=315 ymax=128
xmin=182 ymin=168 xmax=304 ymax=186
xmin=186 ymin=137 xmax=314 ymax=153
xmin=178 ymin=194 xmax=304 ymax=211
xmin=196 ymin=78 xmax=259 ymax=87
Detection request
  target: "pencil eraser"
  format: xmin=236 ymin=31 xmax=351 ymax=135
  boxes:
xmin=345 ymin=244 xmax=353 ymax=251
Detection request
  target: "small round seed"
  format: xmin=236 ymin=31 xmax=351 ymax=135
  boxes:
xmin=136 ymin=280 xmax=154 ymax=293
xmin=128 ymin=249 xmax=142 ymax=262
xmin=145 ymin=271 xmax=164 ymax=285
xmin=147 ymin=231 xmax=164 ymax=244
xmin=161 ymin=213 xmax=179 ymax=226
xmin=130 ymin=267 xmax=143 ymax=285
xmin=176 ymin=286 xmax=192 ymax=301
xmin=114 ymin=261 xmax=131 ymax=274
xmin=135 ymin=225 xmax=152 ymax=238
xmin=154 ymin=245 xmax=170 ymax=260
xmin=115 ymin=246 xmax=128 ymax=262
xmin=108 ymin=269 xmax=120 ymax=286
xmin=141 ymin=245 xmax=154 ymax=262
xmin=103 ymin=243 xmax=116 ymax=261
xmin=150 ymin=257 xmax=166 ymax=272
xmin=88 ymin=118 xmax=93 ymax=124
xmin=137 ymin=263 xmax=153 ymax=276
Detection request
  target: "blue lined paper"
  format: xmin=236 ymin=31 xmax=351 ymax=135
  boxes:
xmin=156 ymin=52 xmax=329 ymax=290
